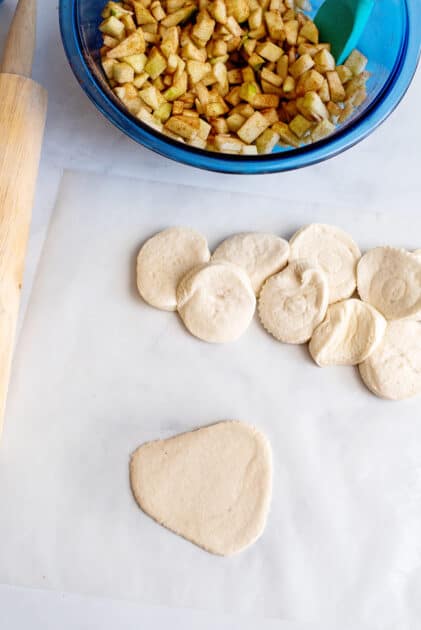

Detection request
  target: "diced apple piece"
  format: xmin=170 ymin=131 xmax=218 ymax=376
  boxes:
xmin=121 ymin=14 xmax=137 ymax=33
xmin=188 ymin=136 xmax=207 ymax=148
xmin=161 ymin=5 xmax=197 ymax=27
xmin=249 ymin=7 xmax=263 ymax=30
xmin=165 ymin=115 xmax=199 ymax=139
xmin=113 ymin=61 xmax=135 ymax=83
xmin=345 ymin=49 xmax=368 ymax=75
xmin=198 ymin=118 xmax=212 ymax=139
xmin=252 ymin=93 xmax=279 ymax=108
xmin=145 ymin=48 xmax=167 ymax=78
xmin=296 ymin=69 xmax=324 ymax=96
xmin=154 ymin=102 xmax=172 ymax=121
xmin=225 ymin=85 xmax=242 ymax=105
xmin=284 ymin=19 xmax=299 ymax=45
xmin=103 ymin=1 xmax=132 ymax=19
xmin=151 ymin=1 xmax=166 ymax=21
xmin=187 ymin=60 xmax=211 ymax=83
xmin=164 ymin=73 xmax=188 ymax=100
xmin=226 ymin=16 xmax=243 ymax=36
xmin=133 ymin=1 xmax=156 ymax=25
xmin=326 ymin=71 xmax=345 ymax=102
xmin=102 ymin=58 xmax=118 ymax=79
xmin=271 ymin=121 xmax=300 ymax=147
xmin=103 ymin=34 xmax=120 ymax=48
xmin=228 ymin=68 xmax=243 ymax=84
xmin=106 ymin=31 xmax=146 ymax=58
xmin=255 ymin=127 xmax=280 ymax=153
xmin=214 ymin=135 xmax=244 ymax=153
xmin=261 ymin=107 xmax=278 ymax=124
xmin=237 ymin=111 xmax=269 ymax=143
xmin=264 ymin=11 xmax=284 ymax=40
xmin=313 ymin=48 xmax=335 ymax=73
xmin=300 ymin=20 xmax=319 ymax=44
xmin=240 ymin=81 xmax=258 ymax=103
xmin=182 ymin=40 xmax=207 ymax=62
xmin=226 ymin=112 xmax=246 ymax=131
xmin=289 ymin=53 xmax=314 ymax=78
xmin=137 ymin=106 xmax=163 ymax=131
xmin=289 ymin=113 xmax=312 ymax=137
xmin=192 ymin=11 xmax=216 ymax=44
xmin=139 ymin=85 xmax=164 ymax=109
xmin=100 ymin=16 xmax=125 ymax=41
xmin=205 ymin=101 xmax=227 ymax=117
xmin=123 ymin=53 xmax=147 ymax=73
xmin=276 ymin=54 xmax=289 ymax=80
xmin=133 ymin=72 xmax=149 ymax=88
xmin=318 ymin=78 xmax=330 ymax=102
xmin=226 ymin=0 xmax=250 ymax=23
xmin=209 ymin=0 xmax=227 ymax=24
xmin=297 ymin=91 xmax=328 ymax=121
xmin=336 ymin=64 xmax=353 ymax=84
xmin=161 ymin=27 xmax=179 ymax=57
xmin=311 ymin=118 xmax=335 ymax=141
xmin=256 ymin=41 xmax=283 ymax=62
xmin=241 ymin=144 xmax=258 ymax=154
xmin=282 ymin=76 xmax=295 ymax=93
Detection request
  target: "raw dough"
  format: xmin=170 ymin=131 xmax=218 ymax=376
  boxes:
xmin=359 ymin=321 xmax=421 ymax=400
xmin=176 ymin=261 xmax=256 ymax=343
xmin=137 ymin=227 xmax=210 ymax=311
xmin=130 ymin=421 xmax=273 ymax=556
xmin=309 ymin=299 xmax=387 ymax=366
xmin=212 ymin=232 xmax=289 ymax=295
xmin=289 ymin=224 xmax=361 ymax=304
xmin=258 ymin=260 xmax=329 ymax=344
xmin=357 ymin=247 xmax=421 ymax=320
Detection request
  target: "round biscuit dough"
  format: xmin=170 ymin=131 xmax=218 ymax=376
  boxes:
xmin=176 ymin=261 xmax=256 ymax=343
xmin=212 ymin=232 xmax=290 ymax=295
xmin=309 ymin=298 xmax=387 ymax=367
xmin=130 ymin=421 xmax=273 ymax=556
xmin=357 ymin=247 xmax=421 ymax=320
xmin=359 ymin=321 xmax=421 ymax=400
xmin=289 ymin=224 xmax=361 ymax=304
xmin=137 ymin=227 xmax=210 ymax=311
xmin=258 ymin=260 xmax=329 ymax=344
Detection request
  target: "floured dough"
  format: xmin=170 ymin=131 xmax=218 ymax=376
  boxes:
xmin=359 ymin=321 xmax=421 ymax=400
xmin=289 ymin=224 xmax=361 ymax=304
xmin=309 ymin=298 xmax=387 ymax=366
xmin=137 ymin=227 xmax=210 ymax=311
xmin=176 ymin=261 xmax=256 ymax=343
xmin=130 ymin=421 xmax=273 ymax=556
xmin=258 ymin=260 xmax=329 ymax=344
xmin=357 ymin=247 xmax=421 ymax=320
xmin=212 ymin=232 xmax=289 ymax=295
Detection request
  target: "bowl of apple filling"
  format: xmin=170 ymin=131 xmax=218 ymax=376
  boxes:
xmin=60 ymin=0 xmax=420 ymax=173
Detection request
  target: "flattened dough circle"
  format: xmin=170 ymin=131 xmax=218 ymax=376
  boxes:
xmin=309 ymin=298 xmax=387 ymax=366
xmin=289 ymin=223 xmax=361 ymax=304
xmin=137 ymin=227 xmax=210 ymax=311
xmin=130 ymin=421 xmax=273 ymax=556
xmin=258 ymin=260 xmax=329 ymax=344
xmin=359 ymin=321 xmax=421 ymax=400
xmin=176 ymin=261 xmax=256 ymax=343
xmin=212 ymin=232 xmax=290 ymax=295
xmin=357 ymin=247 xmax=421 ymax=321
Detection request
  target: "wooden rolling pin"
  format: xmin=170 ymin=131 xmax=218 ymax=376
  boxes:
xmin=0 ymin=0 xmax=47 ymax=437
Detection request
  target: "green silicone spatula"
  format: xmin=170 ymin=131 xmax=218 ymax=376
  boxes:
xmin=314 ymin=0 xmax=375 ymax=64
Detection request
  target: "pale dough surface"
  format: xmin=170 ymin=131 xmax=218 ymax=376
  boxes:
xmin=212 ymin=232 xmax=289 ymax=295
xmin=289 ymin=224 xmax=361 ymax=304
xmin=130 ymin=421 xmax=273 ymax=556
xmin=357 ymin=247 xmax=421 ymax=321
xmin=137 ymin=227 xmax=210 ymax=311
xmin=176 ymin=261 xmax=256 ymax=343
xmin=309 ymin=299 xmax=387 ymax=367
xmin=258 ymin=260 xmax=329 ymax=344
xmin=359 ymin=321 xmax=421 ymax=400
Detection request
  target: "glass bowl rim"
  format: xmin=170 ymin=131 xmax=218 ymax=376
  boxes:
xmin=59 ymin=0 xmax=421 ymax=175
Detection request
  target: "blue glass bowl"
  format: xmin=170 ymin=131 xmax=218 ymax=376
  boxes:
xmin=59 ymin=0 xmax=421 ymax=174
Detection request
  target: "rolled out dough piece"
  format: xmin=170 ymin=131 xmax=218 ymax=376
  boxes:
xmin=309 ymin=299 xmax=387 ymax=367
xmin=258 ymin=260 xmax=329 ymax=344
xmin=137 ymin=227 xmax=210 ymax=311
xmin=130 ymin=421 xmax=273 ymax=556
xmin=176 ymin=261 xmax=256 ymax=343
xmin=359 ymin=321 xmax=421 ymax=400
xmin=357 ymin=247 xmax=421 ymax=321
xmin=289 ymin=223 xmax=361 ymax=304
xmin=212 ymin=232 xmax=290 ymax=295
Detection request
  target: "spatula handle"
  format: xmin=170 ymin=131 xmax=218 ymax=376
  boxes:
xmin=0 ymin=73 xmax=47 ymax=436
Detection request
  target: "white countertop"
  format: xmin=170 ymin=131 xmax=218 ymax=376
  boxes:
xmin=0 ymin=1 xmax=420 ymax=628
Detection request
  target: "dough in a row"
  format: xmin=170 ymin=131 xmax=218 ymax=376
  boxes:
xmin=309 ymin=299 xmax=387 ymax=366
xmin=258 ymin=260 xmax=329 ymax=344
xmin=212 ymin=232 xmax=289 ymax=295
xmin=137 ymin=227 xmax=210 ymax=311
xmin=176 ymin=261 xmax=256 ymax=343
xmin=289 ymin=223 xmax=361 ymax=304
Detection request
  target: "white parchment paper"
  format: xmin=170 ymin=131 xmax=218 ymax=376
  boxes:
xmin=1 ymin=171 xmax=421 ymax=628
